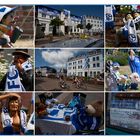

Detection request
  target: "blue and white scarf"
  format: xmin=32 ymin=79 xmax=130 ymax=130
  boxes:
xmin=44 ymin=104 xmax=77 ymax=121
xmin=133 ymin=15 xmax=140 ymax=25
xmin=71 ymin=109 xmax=101 ymax=131
xmin=127 ymin=19 xmax=138 ymax=46
xmin=1 ymin=108 xmax=27 ymax=134
xmin=105 ymin=5 xmax=115 ymax=29
xmin=21 ymin=60 xmax=32 ymax=71
xmin=5 ymin=60 xmax=32 ymax=91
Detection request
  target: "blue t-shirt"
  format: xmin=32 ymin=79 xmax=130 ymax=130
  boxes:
xmin=129 ymin=56 xmax=140 ymax=76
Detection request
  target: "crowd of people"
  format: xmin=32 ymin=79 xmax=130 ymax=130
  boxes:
xmin=106 ymin=49 xmax=140 ymax=91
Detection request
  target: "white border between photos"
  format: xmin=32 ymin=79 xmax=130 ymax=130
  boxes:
xmin=0 ymin=136 xmax=140 ymax=140
xmin=0 ymin=1 xmax=139 ymax=139
xmin=0 ymin=0 xmax=139 ymax=5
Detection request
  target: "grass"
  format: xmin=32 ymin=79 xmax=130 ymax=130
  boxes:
xmin=120 ymin=65 xmax=131 ymax=75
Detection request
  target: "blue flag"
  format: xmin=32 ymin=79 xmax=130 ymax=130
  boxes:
xmin=83 ymin=55 xmax=89 ymax=69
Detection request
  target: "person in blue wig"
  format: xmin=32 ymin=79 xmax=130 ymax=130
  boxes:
xmin=128 ymin=49 xmax=140 ymax=76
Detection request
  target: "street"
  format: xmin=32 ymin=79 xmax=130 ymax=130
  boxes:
xmin=35 ymin=77 xmax=104 ymax=91
xmin=36 ymin=38 xmax=104 ymax=48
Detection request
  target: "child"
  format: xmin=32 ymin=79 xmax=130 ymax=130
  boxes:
xmin=130 ymin=72 xmax=140 ymax=90
xmin=112 ymin=62 xmax=128 ymax=91
xmin=0 ymin=6 xmax=22 ymax=48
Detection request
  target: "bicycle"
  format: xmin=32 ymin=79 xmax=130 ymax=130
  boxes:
xmin=73 ymin=78 xmax=87 ymax=90
xmin=58 ymin=80 xmax=70 ymax=90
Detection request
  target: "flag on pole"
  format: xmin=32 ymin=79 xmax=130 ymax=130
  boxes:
xmin=63 ymin=9 xmax=70 ymax=16
xmin=83 ymin=54 xmax=89 ymax=69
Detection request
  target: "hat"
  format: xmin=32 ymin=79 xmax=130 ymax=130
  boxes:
xmin=113 ymin=62 xmax=120 ymax=67
xmin=12 ymin=49 xmax=30 ymax=58
xmin=0 ymin=6 xmax=17 ymax=22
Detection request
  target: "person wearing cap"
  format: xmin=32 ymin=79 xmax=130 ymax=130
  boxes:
xmin=128 ymin=49 xmax=140 ymax=76
xmin=0 ymin=49 xmax=33 ymax=91
xmin=0 ymin=93 xmax=27 ymax=135
xmin=112 ymin=62 xmax=121 ymax=80
xmin=111 ymin=62 xmax=129 ymax=91
xmin=0 ymin=6 xmax=19 ymax=47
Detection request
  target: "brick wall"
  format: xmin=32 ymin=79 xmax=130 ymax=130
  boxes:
xmin=8 ymin=5 xmax=34 ymax=39
xmin=15 ymin=6 xmax=34 ymax=39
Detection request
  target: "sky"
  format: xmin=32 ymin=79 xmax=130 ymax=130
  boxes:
xmin=39 ymin=5 xmax=104 ymax=19
xmin=35 ymin=49 xmax=103 ymax=70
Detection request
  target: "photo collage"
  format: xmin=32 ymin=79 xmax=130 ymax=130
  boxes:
xmin=0 ymin=4 xmax=140 ymax=135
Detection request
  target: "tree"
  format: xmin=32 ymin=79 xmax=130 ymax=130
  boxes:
xmin=50 ymin=17 xmax=64 ymax=36
xmin=86 ymin=23 xmax=93 ymax=35
xmin=86 ymin=23 xmax=93 ymax=31
xmin=77 ymin=24 xmax=84 ymax=34
xmin=77 ymin=24 xmax=84 ymax=29
xmin=119 ymin=5 xmax=133 ymax=14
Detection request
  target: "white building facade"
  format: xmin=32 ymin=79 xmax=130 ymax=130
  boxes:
xmin=36 ymin=6 xmax=103 ymax=36
xmin=82 ymin=15 xmax=103 ymax=33
xmin=67 ymin=50 xmax=104 ymax=78
xmin=37 ymin=6 xmax=82 ymax=35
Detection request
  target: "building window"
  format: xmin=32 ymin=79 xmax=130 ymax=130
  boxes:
xmin=78 ymin=65 xmax=82 ymax=69
xmin=78 ymin=60 xmax=82 ymax=64
xmin=96 ymin=56 xmax=99 ymax=61
xmin=97 ymin=63 xmax=100 ymax=67
xmin=97 ymin=71 xmax=100 ymax=75
xmin=50 ymin=16 xmax=53 ymax=19
xmin=49 ymin=26 xmax=53 ymax=32
xmin=94 ymin=72 xmax=96 ymax=76
xmin=42 ymin=13 xmax=46 ymax=17
xmin=93 ymin=57 xmax=95 ymax=61
xmin=90 ymin=71 xmax=92 ymax=77
xmin=93 ymin=64 xmax=96 ymax=67
xmin=78 ymin=66 xmax=82 ymax=69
